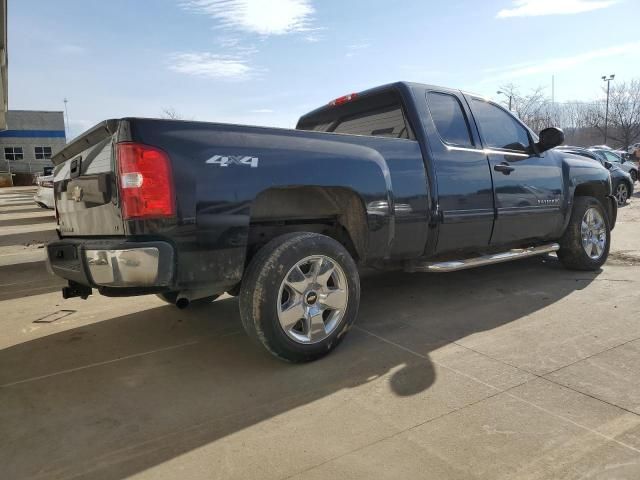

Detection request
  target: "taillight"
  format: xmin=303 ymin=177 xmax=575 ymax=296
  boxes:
xmin=328 ymin=93 xmax=358 ymax=107
xmin=116 ymin=143 xmax=175 ymax=220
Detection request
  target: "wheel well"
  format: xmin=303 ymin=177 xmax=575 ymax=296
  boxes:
xmin=574 ymin=182 xmax=608 ymax=203
xmin=247 ymin=187 xmax=367 ymax=263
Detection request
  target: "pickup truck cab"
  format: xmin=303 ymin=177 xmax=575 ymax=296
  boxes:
xmin=47 ymin=82 xmax=617 ymax=362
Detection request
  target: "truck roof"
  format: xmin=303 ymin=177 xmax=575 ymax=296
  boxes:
xmin=297 ymin=81 xmax=463 ymax=124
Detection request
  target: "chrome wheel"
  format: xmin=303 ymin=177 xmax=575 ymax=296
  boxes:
xmin=615 ymin=183 xmax=629 ymax=205
xmin=277 ymin=255 xmax=348 ymax=344
xmin=581 ymin=208 xmax=607 ymax=260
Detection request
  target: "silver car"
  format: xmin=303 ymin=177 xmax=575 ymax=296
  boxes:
xmin=34 ymin=174 xmax=55 ymax=209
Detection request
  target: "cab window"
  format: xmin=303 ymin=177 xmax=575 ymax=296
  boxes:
xmin=427 ymin=92 xmax=473 ymax=147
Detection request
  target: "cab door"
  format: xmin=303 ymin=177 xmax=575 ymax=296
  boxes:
xmin=466 ymin=97 xmax=564 ymax=246
xmin=424 ymin=90 xmax=495 ymax=254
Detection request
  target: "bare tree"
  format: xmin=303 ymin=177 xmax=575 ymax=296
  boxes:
xmin=160 ymin=107 xmax=186 ymax=120
xmin=586 ymin=79 xmax=640 ymax=149
xmin=497 ymin=83 xmax=554 ymax=133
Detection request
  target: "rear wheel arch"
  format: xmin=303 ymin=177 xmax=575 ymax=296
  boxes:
xmin=246 ymin=186 xmax=368 ymax=262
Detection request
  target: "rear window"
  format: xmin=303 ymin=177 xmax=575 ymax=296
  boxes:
xmin=297 ymin=91 xmax=414 ymax=140
xmin=333 ymin=106 xmax=410 ymax=139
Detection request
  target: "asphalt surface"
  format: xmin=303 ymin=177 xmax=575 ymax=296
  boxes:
xmin=1 ymin=186 xmax=640 ymax=480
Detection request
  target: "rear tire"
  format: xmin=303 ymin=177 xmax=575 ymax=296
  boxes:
xmin=630 ymin=170 xmax=637 ymax=183
xmin=558 ymin=196 xmax=610 ymax=271
xmin=239 ymin=232 xmax=360 ymax=363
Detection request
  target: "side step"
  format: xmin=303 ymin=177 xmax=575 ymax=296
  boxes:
xmin=405 ymin=243 xmax=560 ymax=273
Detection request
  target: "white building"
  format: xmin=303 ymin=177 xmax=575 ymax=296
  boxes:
xmin=0 ymin=110 xmax=66 ymax=181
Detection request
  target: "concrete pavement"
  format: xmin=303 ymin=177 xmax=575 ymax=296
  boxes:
xmin=1 ymin=186 xmax=640 ymax=479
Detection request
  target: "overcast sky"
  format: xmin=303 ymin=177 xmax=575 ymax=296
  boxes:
xmin=9 ymin=0 xmax=640 ymax=138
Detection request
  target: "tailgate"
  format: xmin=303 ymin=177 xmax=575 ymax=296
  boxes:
xmin=53 ymin=121 xmax=124 ymax=236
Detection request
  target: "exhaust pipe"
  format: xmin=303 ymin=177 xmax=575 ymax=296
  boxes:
xmin=175 ymin=295 xmax=190 ymax=310
xmin=174 ymin=288 xmax=215 ymax=309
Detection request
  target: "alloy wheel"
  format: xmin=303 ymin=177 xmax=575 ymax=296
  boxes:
xmin=615 ymin=183 xmax=629 ymax=205
xmin=580 ymin=207 xmax=607 ymax=260
xmin=277 ymin=255 xmax=348 ymax=344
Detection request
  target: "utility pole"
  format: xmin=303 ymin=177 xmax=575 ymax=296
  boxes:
xmin=496 ymin=90 xmax=512 ymax=110
xmin=63 ymin=98 xmax=70 ymax=141
xmin=601 ymin=74 xmax=615 ymax=145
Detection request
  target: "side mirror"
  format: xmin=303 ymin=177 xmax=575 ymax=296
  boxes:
xmin=536 ymin=127 xmax=565 ymax=153
xmin=604 ymin=161 xmax=613 ymax=170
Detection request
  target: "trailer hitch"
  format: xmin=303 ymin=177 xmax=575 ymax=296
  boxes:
xmin=62 ymin=281 xmax=92 ymax=300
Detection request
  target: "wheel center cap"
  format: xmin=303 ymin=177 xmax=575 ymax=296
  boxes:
xmin=305 ymin=291 xmax=318 ymax=305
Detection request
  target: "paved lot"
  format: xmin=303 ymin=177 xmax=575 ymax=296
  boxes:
xmin=1 ymin=185 xmax=640 ymax=480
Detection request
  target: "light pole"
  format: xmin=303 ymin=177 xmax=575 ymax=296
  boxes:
xmin=496 ymin=90 xmax=512 ymax=110
xmin=63 ymin=98 xmax=70 ymax=141
xmin=602 ymin=74 xmax=615 ymax=145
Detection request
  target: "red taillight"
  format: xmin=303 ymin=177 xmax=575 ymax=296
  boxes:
xmin=116 ymin=142 xmax=175 ymax=220
xmin=328 ymin=93 xmax=358 ymax=107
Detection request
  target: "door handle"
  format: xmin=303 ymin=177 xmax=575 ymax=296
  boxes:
xmin=494 ymin=163 xmax=515 ymax=175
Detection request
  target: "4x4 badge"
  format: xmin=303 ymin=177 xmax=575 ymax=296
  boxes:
xmin=206 ymin=155 xmax=259 ymax=168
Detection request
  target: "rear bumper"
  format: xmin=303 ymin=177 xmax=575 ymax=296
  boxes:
xmin=605 ymin=194 xmax=618 ymax=230
xmin=47 ymin=239 xmax=175 ymax=292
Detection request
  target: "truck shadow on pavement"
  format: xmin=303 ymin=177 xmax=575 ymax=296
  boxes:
xmin=0 ymin=256 xmax=598 ymax=480
xmin=0 ymin=261 xmax=65 ymax=301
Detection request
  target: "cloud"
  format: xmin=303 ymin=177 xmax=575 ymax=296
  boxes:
xmin=250 ymin=108 xmax=274 ymax=113
xmin=345 ymin=42 xmax=371 ymax=58
xmin=485 ymin=41 xmax=640 ymax=81
xmin=497 ymin=0 xmax=617 ymax=18
xmin=169 ymin=52 xmax=256 ymax=80
xmin=181 ymin=0 xmax=315 ymax=35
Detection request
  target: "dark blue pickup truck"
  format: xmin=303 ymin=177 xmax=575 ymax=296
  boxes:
xmin=47 ymin=82 xmax=617 ymax=362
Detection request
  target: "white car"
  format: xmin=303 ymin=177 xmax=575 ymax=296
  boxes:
xmin=34 ymin=174 xmax=55 ymax=209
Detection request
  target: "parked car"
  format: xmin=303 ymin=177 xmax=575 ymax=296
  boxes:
xmin=628 ymin=142 xmax=640 ymax=155
xmin=46 ymin=82 xmax=618 ymax=362
xmin=590 ymin=148 xmax=638 ymax=183
xmin=33 ymin=174 xmax=55 ymax=209
xmin=558 ymin=147 xmax=634 ymax=205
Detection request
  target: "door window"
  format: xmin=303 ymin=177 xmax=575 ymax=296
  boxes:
xmin=427 ymin=92 xmax=473 ymax=147
xmin=601 ymin=151 xmax=621 ymax=163
xmin=471 ymin=99 xmax=531 ymax=152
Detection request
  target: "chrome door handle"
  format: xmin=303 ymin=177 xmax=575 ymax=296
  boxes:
xmin=494 ymin=163 xmax=515 ymax=175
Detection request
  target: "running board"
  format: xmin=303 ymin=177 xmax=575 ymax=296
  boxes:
xmin=405 ymin=243 xmax=560 ymax=273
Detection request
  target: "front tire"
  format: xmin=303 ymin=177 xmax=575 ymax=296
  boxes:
xmin=558 ymin=196 xmax=610 ymax=271
xmin=239 ymin=232 xmax=360 ymax=363
xmin=615 ymin=182 xmax=629 ymax=205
